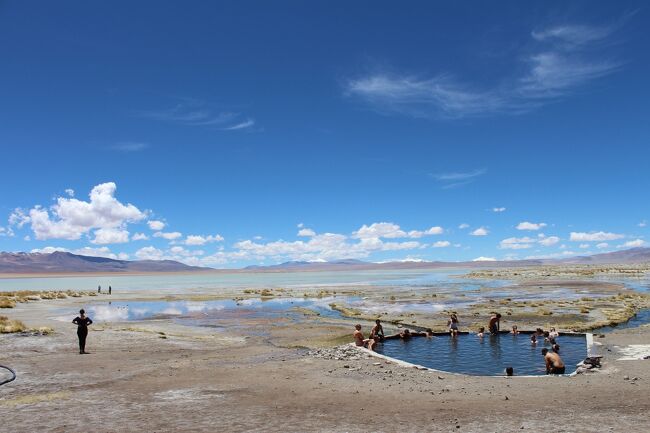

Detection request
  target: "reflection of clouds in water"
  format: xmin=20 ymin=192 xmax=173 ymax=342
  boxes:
xmin=161 ymin=307 xmax=182 ymax=315
xmin=184 ymin=301 xmax=226 ymax=312
xmin=238 ymin=299 xmax=259 ymax=307
xmin=131 ymin=307 xmax=150 ymax=317
xmin=90 ymin=305 xmax=129 ymax=322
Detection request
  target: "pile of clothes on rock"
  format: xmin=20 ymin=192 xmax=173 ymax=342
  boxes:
xmin=575 ymin=356 xmax=602 ymax=374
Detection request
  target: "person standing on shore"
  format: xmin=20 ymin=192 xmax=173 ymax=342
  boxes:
xmin=108 ymin=285 xmax=112 ymax=295
xmin=72 ymin=309 xmax=93 ymax=354
xmin=97 ymin=285 xmax=101 ymax=294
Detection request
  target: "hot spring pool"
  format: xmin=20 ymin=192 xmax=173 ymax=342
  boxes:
xmin=375 ymin=333 xmax=588 ymax=376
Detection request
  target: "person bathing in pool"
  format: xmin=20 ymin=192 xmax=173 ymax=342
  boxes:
xmin=399 ymin=329 xmax=412 ymax=340
xmin=447 ymin=313 xmax=460 ymax=337
xmin=488 ymin=313 xmax=501 ymax=334
xmin=370 ymin=319 xmax=385 ymax=342
xmin=510 ymin=325 xmax=520 ymax=335
xmin=72 ymin=309 xmax=93 ymax=354
xmin=353 ymin=324 xmax=376 ymax=351
xmin=477 ymin=326 xmax=486 ymax=338
xmin=542 ymin=348 xmax=565 ymax=375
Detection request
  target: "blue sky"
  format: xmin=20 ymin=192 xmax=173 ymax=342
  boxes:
xmin=1 ymin=1 xmax=649 ymax=267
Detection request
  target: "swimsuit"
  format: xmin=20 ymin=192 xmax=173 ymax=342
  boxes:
xmin=549 ymin=366 xmax=565 ymax=375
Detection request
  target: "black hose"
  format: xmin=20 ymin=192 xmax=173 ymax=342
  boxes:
xmin=0 ymin=365 xmax=16 ymax=386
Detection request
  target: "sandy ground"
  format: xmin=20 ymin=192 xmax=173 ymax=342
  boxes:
xmin=2 ymin=292 xmax=650 ymax=432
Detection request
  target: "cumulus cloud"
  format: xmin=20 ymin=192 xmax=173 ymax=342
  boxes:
xmin=353 ymin=222 xmax=442 ymax=239
xmin=538 ymin=235 xmax=560 ymax=246
xmin=183 ymin=234 xmax=224 ymax=245
xmin=132 ymin=232 xmax=149 ymax=241
xmin=297 ymin=228 xmax=316 ymax=237
xmin=570 ymin=231 xmax=624 ymax=242
xmin=619 ymin=239 xmax=646 ymax=248
xmin=458 ymin=223 xmax=470 ymax=229
xmin=470 ymin=227 xmax=489 ymax=236
xmin=596 ymin=242 xmax=609 ymax=249
xmin=92 ymin=227 xmax=130 ymax=244
xmin=8 ymin=208 xmax=31 ymax=228
xmin=492 ymin=207 xmax=506 ymax=213
xmin=516 ymin=221 xmax=547 ymax=231
xmin=0 ymin=226 xmax=14 ymax=237
xmin=432 ymin=241 xmax=451 ymax=248
xmin=499 ymin=236 xmax=536 ymax=250
xmin=153 ymin=231 xmax=182 ymax=240
xmin=147 ymin=220 xmax=165 ymax=231
xmin=22 ymin=182 xmax=144 ymax=241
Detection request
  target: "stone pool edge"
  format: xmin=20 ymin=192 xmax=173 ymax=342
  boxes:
xmin=351 ymin=333 xmax=594 ymax=378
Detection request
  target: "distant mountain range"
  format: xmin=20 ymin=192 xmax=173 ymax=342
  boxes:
xmin=0 ymin=251 xmax=206 ymax=273
xmin=0 ymin=248 xmax=649 ymax=274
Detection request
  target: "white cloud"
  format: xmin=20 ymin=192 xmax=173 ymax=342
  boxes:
xmin=297 ymin=228 xmax=316 ymax=237
xmin=570 ymin=231 xmax=624 ymax=242
xmin=135 ymin=246 xmax=164 ymax=260
xmin=431 ymin=169 xmax=486 ymax=188
xmin=458 ymin=223 xmax=470 ymax=229
xmin=92 ymin=227 xmax=130 ymax=244
xmin=147 ymin=220 xmax=166 ymax=231
xmin=184 ymin=234 xmax=224 ymax=245
xmin=346 ymin=23 xmax=620 ymax=119
xmin=25 ymin=182 xmax=144 ymax=241
xmin=8 ymin=208 xmax=30 ymax=228
xmin=432 ymin=241 xmax=451 ymax=248
xmin=619 ymin=239 xmax=646 ymax=248
xmin=153 ymin=231 xmax=182 ymax=240
xmin=579 ymin=243 xmax=590 ymax=249
xmin=538 ymin=235 xmax=560 ymax=246
xmin=516 ymin=221 xmax=547 ymax=231
xmin=499 ymin=236 xmax=536 ymax=250
xmin=0 ymin=226 xmax=14 ymax=237
xmin=492 ymin=207 xmax=506 ymax=213
xmin=473 ymin=256 xmax=496 ymax=262
xmin=639 ymin=221 xmax=647 ymax=228
xmin=470 ymin=227 xmax=489 ymax=236
xmin=132 ymin=232 xmax=149 ymax=241
xmin=353 ymin=222 xmax=442 ymax=239
xmin=65 ymin=189 xmax=75 ymax=197
xmin=223 ymin=119 xmax=255 ymax=131
xmin=596 ymin=242 xmax=609 ymax=249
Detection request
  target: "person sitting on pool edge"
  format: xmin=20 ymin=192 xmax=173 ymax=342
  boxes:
xmin=488 ymin=313 xmax=502 ymax=334
xmin=510 ymin=325 xmax=520 ymax=335
xmin=370 ymin=319 xmax=385 ymax=342
xmin=477 ymin=326 xmax=486 ymax=338
xmin=447 ymin=313 xmax=460 ymax=337
xmin=542 ymin=348 xmax=565 ymax=375
xmin=353 ymin=324 xmax=376 ymax=351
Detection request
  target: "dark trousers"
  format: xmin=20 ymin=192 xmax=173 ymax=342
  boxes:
xmin=77 ymin=330 xmax=87 ymax=353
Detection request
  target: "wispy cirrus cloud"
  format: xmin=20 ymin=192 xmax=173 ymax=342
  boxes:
xmin=111 ymin=141 xmax=149 ymax=152
xmin=345 ymin=22 xmax=622 ymax=119
xmin=136 ymin=99 xmax=256 ymax=131
xmin=431 ymin=168 xmax=486 ymax=188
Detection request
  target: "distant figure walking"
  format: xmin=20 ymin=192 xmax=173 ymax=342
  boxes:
xmin=448 ymin=313 xmax=460 ymax=336
xmin=108 ymin=285 xmax=112 ymax=295
xmin=488 ymin=313 xmax=502 ymax=334
xmin=542 ymin=348 xmax=565 ymax=374
xmin=97 ymin=285 xmax=101 ymax=294
xmin=72 ymin=309 xmax=93 ymax=354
